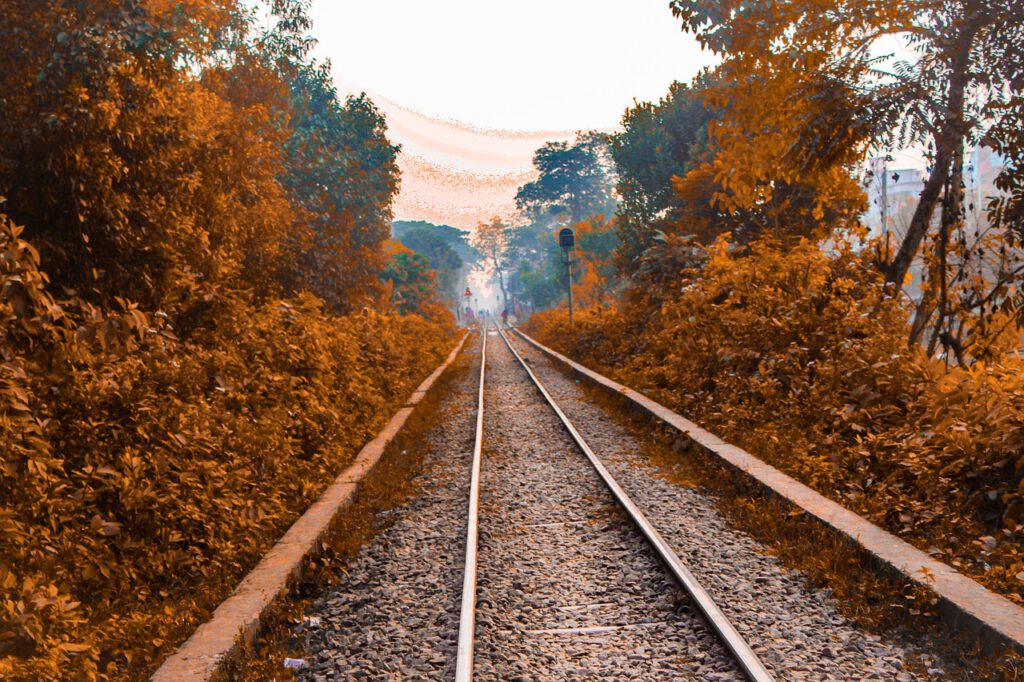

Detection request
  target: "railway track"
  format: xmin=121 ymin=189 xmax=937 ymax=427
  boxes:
xmin=454 ymin=324 xmax=773 ymax=681
xmin=289 ymin=324 xmax=936 ymax=680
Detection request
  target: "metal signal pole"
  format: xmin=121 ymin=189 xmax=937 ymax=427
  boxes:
xmin=559 ymin=227 xmax=576 ymax=326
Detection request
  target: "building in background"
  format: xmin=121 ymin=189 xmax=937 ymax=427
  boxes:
xmin=865 ymin=145 xmax=1006 ymax=240
xmin=863 ymin=157 xmax=925 ymax=265
xmin=862 ymin=145 xmax=1008 ymax=300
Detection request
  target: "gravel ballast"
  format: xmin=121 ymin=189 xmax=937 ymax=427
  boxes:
xmin=473 ymin=330 xmax=742 ymax=680
xmin=503 ymin=330 xmax=951 ymax=681
xmin=281 ymin=328 xmax=953 ymax=680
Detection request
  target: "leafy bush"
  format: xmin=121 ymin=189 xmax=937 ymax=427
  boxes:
xmin=0 ymin=2 xmax=458 ymax=678
xmin=0 ymin=216 xmax=454 ymax=679
xmin=526 ymin=236 xmax=1024 ymax=605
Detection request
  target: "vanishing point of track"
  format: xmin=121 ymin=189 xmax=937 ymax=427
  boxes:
xmin=453 ymin=324 xmax=774 ymax=682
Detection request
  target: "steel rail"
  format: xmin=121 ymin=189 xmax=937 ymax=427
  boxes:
xmin=454 ymin=323 xmax=487 ymax=682
xmin=495 ymin=326 xmax=775 ymax=682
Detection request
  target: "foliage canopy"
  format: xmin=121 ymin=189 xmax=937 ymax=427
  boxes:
xmin=0 ymin=1 xmax=454 ymax=677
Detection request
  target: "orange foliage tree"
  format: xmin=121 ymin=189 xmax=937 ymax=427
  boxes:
xmin=0 ymin=1 xmax=452 ymax=678
xmin=382 ymin=240 xmax=453 ymax=320
xmin=473 ymin=216 xmax=513 ymax=305
xmin=669 ymin=0 xmax=1024 ymax=290
xmin=609 ymin=73 xmax=866 ymax=296
xmin=569 ymin=215 xmax=619 ymax=308
xmin=0 ymin=0 xmax=290 ymax=309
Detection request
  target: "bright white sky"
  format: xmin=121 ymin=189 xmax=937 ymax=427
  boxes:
xmin=310 ymin=0 xmax=710 ymax=131
xmin=307 ymin=0 xmax=715 ymax=227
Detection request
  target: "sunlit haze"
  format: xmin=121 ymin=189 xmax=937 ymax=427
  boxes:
xmin=308 ymin=0 xmax=714 ymax=229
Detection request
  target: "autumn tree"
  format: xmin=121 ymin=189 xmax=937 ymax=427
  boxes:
xmin=0 ymin=0 xmax=401 ymax=315
xmin=569 ymin=215 xmax=620 ymax=307
xmin=669 ymin=0 xmax=1024 ymax=288
xmin=253 ymin=5 xmax=400 ymax=311
xmin=382 ymin=240 xmax=445 ymax=317
xmin=473 ymin=217 xmax=514 ymax=307
xmin=279 ymin=82 xmax=400 ymax=311
xmin=0 ymin=0 xmax=293 ymax=309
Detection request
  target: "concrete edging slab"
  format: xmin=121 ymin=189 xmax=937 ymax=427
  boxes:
xmin=151 ymin=331 xmax=471 ymax=681
xmin=513 ymin=328 xmax=1024 ymax=654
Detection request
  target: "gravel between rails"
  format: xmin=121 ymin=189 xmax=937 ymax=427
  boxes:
xmin=295 ymin=335 xmax=482 ymax=681
xmin=504 ymin=331 xmax=950 ymax=681
xmin=473 ymin=330 xmax=744 ymax=681
xmin=286 ymin=325 xmax=946 ymax=681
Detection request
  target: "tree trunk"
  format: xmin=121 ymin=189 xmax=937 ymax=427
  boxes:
xmin=570 ymin=193 xmax=582 ymax=224
xmin=885 ymin=16 xmax=978 ymax=288
xmin=492 ymin=254 xmax=508 ymax=310
xmin=910 ymin=155 xmax=959 ymax=348
xmin=886 ymin=141 xmax=950 ymax=286
xmin=908 ymin=263 xmax=937 ymax=346
xmin=931 ymin=135 xmax=963 ymax=358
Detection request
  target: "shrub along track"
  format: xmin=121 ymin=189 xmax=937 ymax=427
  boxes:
xmin=249 ymin=326 xmax=966 ymax=681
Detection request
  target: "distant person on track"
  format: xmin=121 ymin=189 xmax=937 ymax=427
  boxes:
xmin=501 ymin=308 xmax=508 ymax=327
